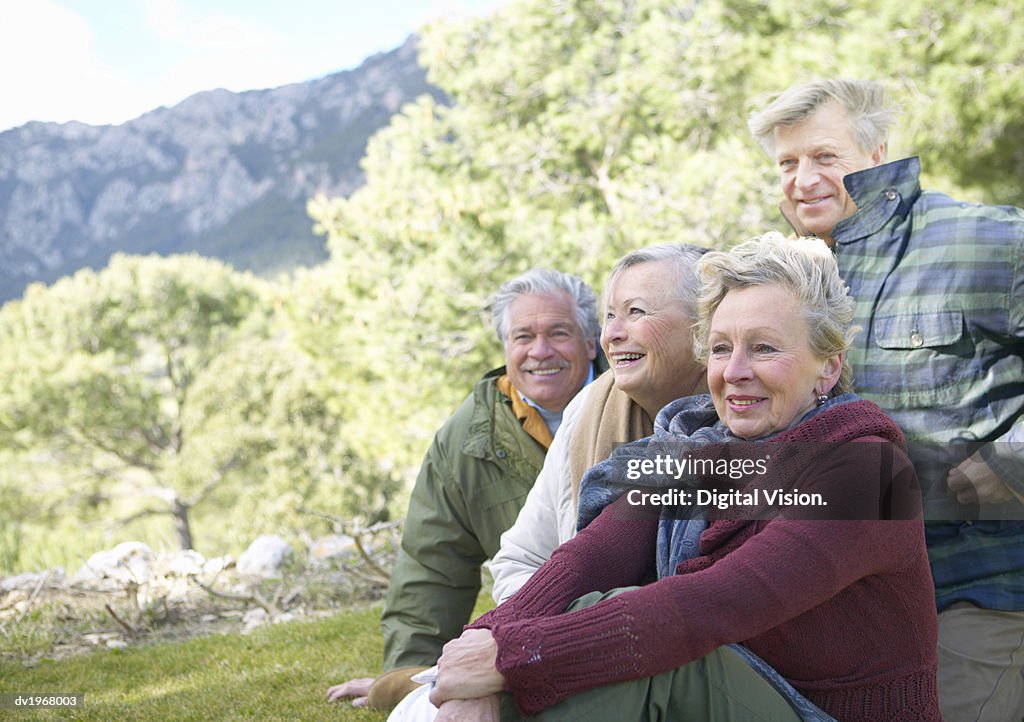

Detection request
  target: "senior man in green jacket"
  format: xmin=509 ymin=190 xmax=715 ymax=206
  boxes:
xmin=327 ymin=268 xmax=602 ymax=710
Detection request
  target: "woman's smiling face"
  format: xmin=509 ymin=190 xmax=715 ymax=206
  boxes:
xmin=706 ymin=284 xmax=840 ymax=440
xmin=600 ymin=261 xmax=703 ymax=418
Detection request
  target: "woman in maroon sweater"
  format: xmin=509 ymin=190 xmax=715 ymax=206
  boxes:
xmin=428 ymin=234 xmax=941 ymax=721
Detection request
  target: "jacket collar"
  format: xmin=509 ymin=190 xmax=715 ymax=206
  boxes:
xmin=831 ymin=157 xmax=922 ymax=246
xmin=461 ymin=367 xmax=509 ymax=460
xmin=777 ymin=157 xmax=922 ymax=246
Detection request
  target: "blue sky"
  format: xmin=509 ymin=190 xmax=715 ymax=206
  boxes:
xmin=0 ymin=0 xmax=506 ymax=132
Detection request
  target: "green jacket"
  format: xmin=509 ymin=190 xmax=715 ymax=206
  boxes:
xmin=381 ymin=368 xmax=548 ymax=670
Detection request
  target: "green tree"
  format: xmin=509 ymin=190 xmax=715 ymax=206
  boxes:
xmin=183 ymin=325 xmax=402 ymax=546
xmin=0 ymin=255 xmax=277 ymax=552
xmin=303 ymin=0 xmax=781 ymax=457
xmin=8 ymin=0 xmax=1017 ymax=566
xmin=0 ymin=254 xmax=401 ymax=562
xmin=849 ymin=0 xmax=1024 ymax=204
xmin=302 ymin=0 xmax=1023 ymax=502
xmin=278 ymin=261 xmax=446 ymax=512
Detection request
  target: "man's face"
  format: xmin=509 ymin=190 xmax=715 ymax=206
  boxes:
xmin=504 ymin=291 xmax=596 ymax=413
xmin=772 ymin=102 xmax=885 ymax=244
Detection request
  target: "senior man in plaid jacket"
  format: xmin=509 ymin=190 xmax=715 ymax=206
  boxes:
xmin=750 ymin=77 xmax=1024 ymax=722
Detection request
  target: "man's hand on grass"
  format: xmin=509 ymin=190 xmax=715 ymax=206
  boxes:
xmin=326 ymin=677 xmax=373 ymax=707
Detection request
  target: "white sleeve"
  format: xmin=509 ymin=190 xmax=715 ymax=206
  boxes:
xmin=488 ymin=384 xmax=590 ymax=603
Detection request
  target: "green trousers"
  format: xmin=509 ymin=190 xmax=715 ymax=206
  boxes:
xmin=499 ymin=589 xmax=804 ymax=722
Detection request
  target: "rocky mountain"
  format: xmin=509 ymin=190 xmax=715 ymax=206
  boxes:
xmin=0 ymin=37 xmax=441 ymax=303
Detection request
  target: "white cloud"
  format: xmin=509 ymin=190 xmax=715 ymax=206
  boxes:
xmin=0 ymin=0 xmax=509 ymax=132
xmin=415 ymin=0 xmax=496 ymax=25
xmin=143 ymin=0 xmax=276 ymax=50
xmin=141 ymin=0 xmax=185 ymax=38
xmin=0 ymin=0 xmax=141 ymax=129
xmin=0 ymin=0 xmax=304 ymax=131
xmin=139 ymin=0 xmax=305 ymax=108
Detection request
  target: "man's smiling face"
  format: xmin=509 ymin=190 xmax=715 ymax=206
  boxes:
xmin=504 ymin=291 xmax=595 ymax=413
xmin=773 ymin=101 xmax=885 ymax=245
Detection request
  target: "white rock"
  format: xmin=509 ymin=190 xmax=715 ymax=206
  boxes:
xmin=203 ymin=556 xmax=233 ymax=575
xmin=71 ymin=541 xmax=154 ymax=589
xmin=308 ymin=534 xmax=357 ymax=565
xmin=237 ymin=535 xmax=293 ymax=580
xmin=242 ymin=607 xmax=269 ymax=630
xmin=165 ymin=549 xmax=206 ymax=577
xmin=0 ymin=568 xmax=64 ymax=593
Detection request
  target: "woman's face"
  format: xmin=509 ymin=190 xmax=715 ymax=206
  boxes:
xmin=706 ymin=284 xmax=841 ymax=440
xmin=601 ymin=262 xmax=704 ymax=418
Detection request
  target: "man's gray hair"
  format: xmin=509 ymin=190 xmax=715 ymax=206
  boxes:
xmin=604 ymin=244 xmax=709 ymax=321
xmin=694 ymin=232 xmax=858 ymax=395
xmin=748 ymin=78 xmax=899 ymax=156
xmin=492 ymin=269 xmax=600 ymax=346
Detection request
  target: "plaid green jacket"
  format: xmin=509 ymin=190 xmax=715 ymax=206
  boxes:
xmin=828 ymin=157 xmax=1024 ymax=611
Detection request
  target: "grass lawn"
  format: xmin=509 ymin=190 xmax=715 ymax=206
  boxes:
xmin=0 ymin=594 xmax=496 ymax=721
xmin=0 ymin=603 xmax=389 ymax=721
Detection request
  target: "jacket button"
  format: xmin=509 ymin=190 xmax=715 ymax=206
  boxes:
xmin=886 ymin=189 xmax=898 ymax=201
xmin=910 ymin=331 xmax=924 ymax=348
xmin=496 ymin=449 xmax=507 ymax=459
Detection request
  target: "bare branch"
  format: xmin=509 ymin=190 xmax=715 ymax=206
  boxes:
xmin=187 ymin=453 xmax=244 ymax=509
xmin=299 ymin=508 xmax=402 ymax=535
xmin=114 ymin=507 xmax=170 ymax=528
xmin=75 ymin=427 xmax=159 ymax=472
xmin=348 ymin=528 xmax=392 ymax=582
xmin=298 ymin=508 xmax=400 ymax=582
xmin=298 ymin=507 xmax=345 ymax=533
xmin=104 ymin=604 xmax=138 ymax=639
xmin=136 ymin=424 xmax=170 ymax=455
xmin=344 ymin=565 xmax=391 ymax=589
xmin=164 ymin=349 xmax=188 ymax=455
xmin=1 ymin=571 xmax=53 ymax=634
xmin=196 ymin=580 xmax=277 ymax=616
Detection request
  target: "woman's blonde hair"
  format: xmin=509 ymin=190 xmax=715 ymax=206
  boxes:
xmin=693 ymin=232 xmax=858 ymax=395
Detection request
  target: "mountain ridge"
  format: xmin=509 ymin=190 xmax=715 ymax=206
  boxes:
xmin=0 ymin=36 xmax=440 ymax=303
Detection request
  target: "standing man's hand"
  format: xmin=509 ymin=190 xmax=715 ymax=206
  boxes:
xmin=948 ymin=452 xmax=1016 ymax=505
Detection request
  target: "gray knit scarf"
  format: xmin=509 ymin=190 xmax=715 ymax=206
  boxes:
xmin=577 ymin=392 xmax=862 ymax=578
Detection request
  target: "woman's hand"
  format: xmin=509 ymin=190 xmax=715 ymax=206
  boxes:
xmin=429 ymin=629 xmax=504 ymax=706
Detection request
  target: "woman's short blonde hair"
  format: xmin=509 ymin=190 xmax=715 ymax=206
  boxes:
xmin=693 ymin=232 xmax=858 ymax=396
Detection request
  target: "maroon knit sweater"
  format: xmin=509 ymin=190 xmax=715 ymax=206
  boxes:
xmin=469 ymin=401 xmax=941 ymax=720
